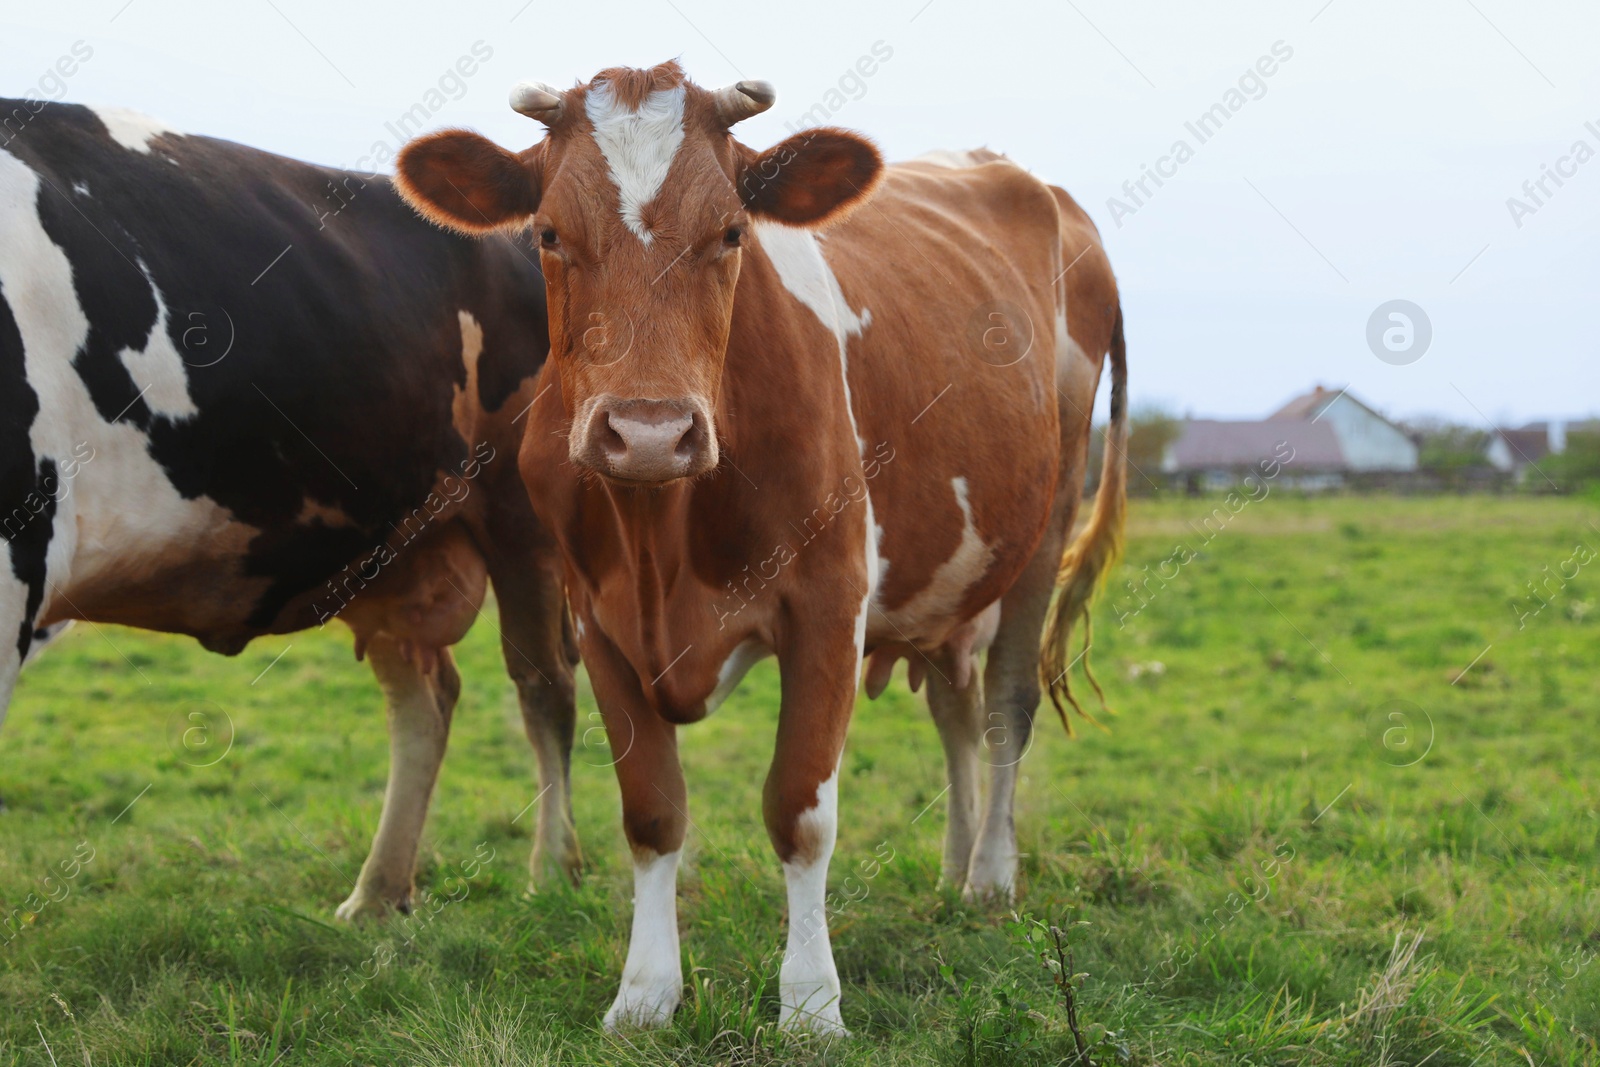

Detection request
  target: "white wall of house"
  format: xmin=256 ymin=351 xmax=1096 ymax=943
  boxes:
xmin=1319 ymin=396 xmax=1419 ymax=471
xmin=1485 ymin=437 xmax=1515 ymax=472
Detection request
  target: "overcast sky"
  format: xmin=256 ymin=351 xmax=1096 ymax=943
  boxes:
xmin=4 ymin=0 xmax=1595 ymax=426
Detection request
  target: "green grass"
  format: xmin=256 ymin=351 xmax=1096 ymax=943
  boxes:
xmin=2 ymin=494 xmax=1598 ymax=1065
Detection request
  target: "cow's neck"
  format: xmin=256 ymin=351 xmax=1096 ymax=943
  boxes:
xmin=556 ymin=280 xmax=856 ymax=713
xmin=610 ymin=481 xmax=680 ymax=641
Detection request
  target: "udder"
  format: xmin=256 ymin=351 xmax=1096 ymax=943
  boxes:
xmin=340 ymin=522 xmax=487 ymax=672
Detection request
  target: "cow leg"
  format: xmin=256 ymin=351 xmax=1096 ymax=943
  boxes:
xmin=21 ymin=620 xmax=72 ymax=668
xmin=1 ymin=464 xmax=71 ymax=732
xmin=925 ymin=654 xmax=984 ymax=888
xmin=483 ymin=548 xmax=580 ymax=890
xmin=587 ymin=630 xmax=687 ymax=1030
xmin=2 ymin=526 xmax=69 ymax=732
xmin=0 ymin=569 xmax=23 ymax=732
xmin=966 ymin=535 xmax=1065 ymax=901
xmin=767 ymin=622 xmax=860 ymax=1035
xmin=335 ymin=638 xmax=458 ymax=920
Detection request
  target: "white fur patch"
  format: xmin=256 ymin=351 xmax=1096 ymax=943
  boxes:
xmin=87 ymin=106 xmax=178 ymax=155
xmin=584 ymin=83 xmax=686 ymax=245
xmin=857 ymin=495 xmax=879 ymax=652
xmin=296 ymin=499 xmax=354 ymax=528
xmin=606 ymin=849 xmax=684 ymax=1029
xmin=755 ymin=220 xmax=878 ymax=615
xmin=22 ymin=620 xmax=74 ymax=667
xmin=879 ymin=477 xmax=995 ymax=641
xmin=458 ymin=310 xmax=483 ymax=376
xmin=451 ymin=310 xmax=484 ymax=432
xmin=754 ymin=222 xmax=870 ymax=342
xmin=705 ymin=638 xmax=770 ymax=716
xmin=0 ymin=148 xmax=242 ymax=621
xmin=117 ymin=262 xmax=198 ymax=420
xmin=1056 ymin=309 xmax=1093 ymax=387
xmin=780 ymin=769 xmax=846 ymax=1033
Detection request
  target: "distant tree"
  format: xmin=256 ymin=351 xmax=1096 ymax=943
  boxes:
xmin=1085 ymin=405 xmax=1179 ymax=495
xmin=1128 ymin=406 xmax=1181 ymax=479
xmin=1411 ymin=421 xmax=1492 ymax=473
xmin=1549 ymin=428 xmax=1600 ymax=490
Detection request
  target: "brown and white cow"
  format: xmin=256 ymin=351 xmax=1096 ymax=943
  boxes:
xmin=396 ymin=61 xmax=1127 ymax=1034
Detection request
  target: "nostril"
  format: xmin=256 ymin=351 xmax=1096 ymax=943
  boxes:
xmin=600 ymin=414 xmax=629 ymax=458
xmin=675 ymin=415 xmax=705 ymax=459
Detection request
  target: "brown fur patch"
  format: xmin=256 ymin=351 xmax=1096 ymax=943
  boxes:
xmin=590 ymin=60 xmax=687 ymax=111
xmin=394 ymin=130 xmax=542 ymax=234
xmin=736 ymin=128 xmax=884 ymax=226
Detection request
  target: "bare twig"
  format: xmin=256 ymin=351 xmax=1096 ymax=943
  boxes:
xmin=1043 ymin=919 xmax=1097 ymax=1066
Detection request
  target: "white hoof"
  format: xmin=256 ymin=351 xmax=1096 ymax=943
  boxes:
xmin=334 ymin=885 xmax=407 ymax=922
xmin=963 ymin=848 xmax=1017 ymax=903
xmin=603 ymin=977 xmax=681 ymax=1031
xmin=527 ymin=829 xmax=584 ymax=893
xmin=779 ymin=1001 xmax=849 ymax=1037
xmin=779 ymin=984 xmax=848 ymax=1036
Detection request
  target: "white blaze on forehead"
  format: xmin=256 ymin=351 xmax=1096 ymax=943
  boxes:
xmin=584 ymin=82 xmax=686 ymax=246
xmin=87 ymin=106 xmax=179 ymax=155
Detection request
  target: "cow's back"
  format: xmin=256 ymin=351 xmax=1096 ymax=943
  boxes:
xmin=814 ymin=155 xmax=1081 ymax=645
xmin=0 ymin=101 xmax=547 ymax=656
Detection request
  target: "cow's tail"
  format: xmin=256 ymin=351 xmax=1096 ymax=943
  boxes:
xmin=1039 ymin=304 xmax=1128 ymax=735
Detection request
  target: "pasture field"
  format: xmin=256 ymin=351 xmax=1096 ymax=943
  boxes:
xmin=1 ymin=493 xmax=1597 ymax=1066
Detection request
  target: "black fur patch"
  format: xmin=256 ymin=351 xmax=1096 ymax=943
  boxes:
xmin=2 ymin=101 xmax=550 ymax=647
xmin=0 ymin=293 xmax=51 ymax=660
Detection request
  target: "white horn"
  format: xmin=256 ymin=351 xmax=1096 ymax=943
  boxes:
xmin=712 ymin=80 xmax=775 ymax=125
xmin=510 ymin=80 xmax=565 ymax=123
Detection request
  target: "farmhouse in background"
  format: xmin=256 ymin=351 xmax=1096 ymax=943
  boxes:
xmin=1487 ymin=421 xmax=1560 ymax=476
xmin=1486 ymin=418 xmax=1600 ymax=484
xmin=1268 ymin=386 xmax=1420 ymax=470
xmin=1163 ymin=385 xmax=1418 ymax=489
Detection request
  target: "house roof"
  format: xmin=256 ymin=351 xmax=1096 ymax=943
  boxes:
xmin=1495 ymin=428 xmax=1551 ymax=463
xmin=1166 ymin=419 xmax=1346 ymax=472
xmin=1268 ymin=385 xmax=1403 ymax=431
xmin=1267 ymin=385 xmax=1338 ymax=422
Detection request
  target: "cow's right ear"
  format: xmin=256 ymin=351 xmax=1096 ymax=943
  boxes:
xmin=395 ymin=130 xmax=541 ymax=234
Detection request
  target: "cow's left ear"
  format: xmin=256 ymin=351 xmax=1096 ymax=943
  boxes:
xmin=735 ymin=128 xmax=883 ymax=227
xmin=396 ymin=130 xmax=542 ymax=234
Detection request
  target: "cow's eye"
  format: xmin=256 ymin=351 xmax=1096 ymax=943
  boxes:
xmin=540 ymin=228 xmax=559 ymax=250
xmin=723 ymin=225 xmax=744 ymax=248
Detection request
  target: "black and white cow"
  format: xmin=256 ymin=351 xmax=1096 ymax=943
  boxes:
xmin=0 ymin=100 xmax=579 ymax=916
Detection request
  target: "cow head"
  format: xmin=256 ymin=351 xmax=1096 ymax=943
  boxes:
xmin=396 ymin=61 xmax=883 ymax=486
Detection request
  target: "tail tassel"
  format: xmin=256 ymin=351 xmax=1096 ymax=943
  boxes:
xmin=1038 ymin=304 xmax=1127 ymax=739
